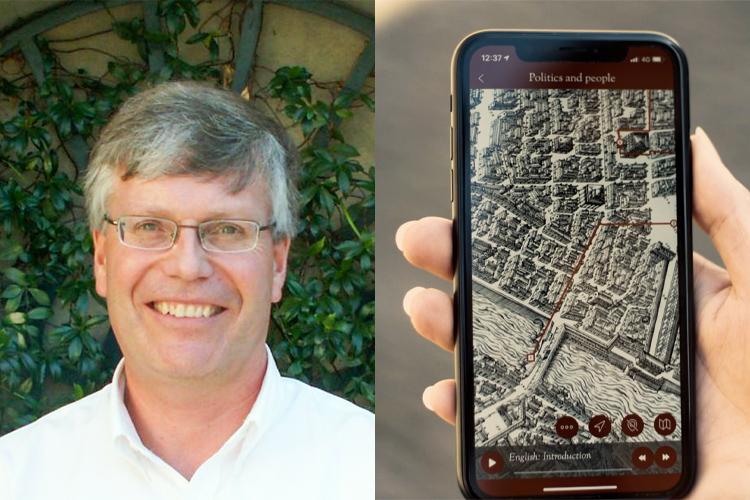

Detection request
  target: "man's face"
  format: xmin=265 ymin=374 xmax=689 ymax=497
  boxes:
xmin=92 ymin=174 xmax=290 ymax=382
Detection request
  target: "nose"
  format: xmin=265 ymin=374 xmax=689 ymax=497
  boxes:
xmin=160 ymin=226 xmax=214 ymax=281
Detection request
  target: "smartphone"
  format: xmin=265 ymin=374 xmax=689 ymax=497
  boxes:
xmin=451 ymin=31 xmax=695 ymax=498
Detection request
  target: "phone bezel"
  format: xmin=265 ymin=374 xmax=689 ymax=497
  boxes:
xmin=451 ymin=31 xmax=695 ymax=499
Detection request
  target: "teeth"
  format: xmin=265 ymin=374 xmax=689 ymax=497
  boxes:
xmin=152 ymin=302 xmax=219 ymax=318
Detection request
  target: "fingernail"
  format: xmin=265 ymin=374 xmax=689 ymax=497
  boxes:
xmin=695 ymin=126 xmax=706 ymax=137
xmin=395 ymin=221 xmax=415 ymax=251
xmin=422 ymin=385 xmax=434 ymax=411
xmin=402 ymin=286 xmax=425 ymax=316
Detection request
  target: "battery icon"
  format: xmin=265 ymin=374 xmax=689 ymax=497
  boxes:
xmin=652 ymin=56 xmax=662 ymax=63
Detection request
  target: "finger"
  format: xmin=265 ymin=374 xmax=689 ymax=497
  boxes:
xmin=403 ymin=287 xmax=455 ymax=351
xmin=396 ymin=217 xmax=453 ymax=281
xmin=692 ymin=252 xmax=733 ymax=367
xmin=692 ymin=252 xmax=731 ymax=315
xmin=422 ymin=379 xmax=456 ymax=425
xmin=692 ymin=127 xmax=750 ymax=295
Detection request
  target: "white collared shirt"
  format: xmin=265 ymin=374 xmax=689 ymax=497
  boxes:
xmin=0 ymin=347 xmax=374 ymax=500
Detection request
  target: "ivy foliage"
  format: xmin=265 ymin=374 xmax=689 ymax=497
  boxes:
xmin=268 ymin=66 xmax=375 ymax=407
xmin=0 ymin=0 xmax=374 ymax=435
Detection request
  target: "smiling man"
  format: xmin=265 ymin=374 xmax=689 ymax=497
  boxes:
xmin=0 ymin=82 xmax=374 ymax=499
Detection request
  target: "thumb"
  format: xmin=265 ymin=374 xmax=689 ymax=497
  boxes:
xmin=692 ymin=127 xmax=750 ymax=297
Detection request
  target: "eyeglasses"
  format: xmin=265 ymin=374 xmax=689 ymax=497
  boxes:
xmin=104 ymin=214 xmax=274 ymax=253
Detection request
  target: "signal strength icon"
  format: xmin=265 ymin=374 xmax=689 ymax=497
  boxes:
xmin=630 ymin=57 xmax=638 ymax=63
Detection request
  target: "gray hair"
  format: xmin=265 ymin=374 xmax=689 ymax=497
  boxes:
xmin=83 ymin=81 xmax=299 ymax=239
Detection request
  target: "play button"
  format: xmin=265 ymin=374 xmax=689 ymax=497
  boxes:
xmin=481 ymin=450 xmax=504 ymax=474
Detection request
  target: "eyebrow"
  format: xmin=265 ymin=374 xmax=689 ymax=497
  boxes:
xmin=132 ymin=208 xmax=250 ymax=220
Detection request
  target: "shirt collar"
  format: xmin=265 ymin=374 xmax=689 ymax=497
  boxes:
xmin=109 ymin=358 xmax=141 ymax=452
xmin=109 ymin=344 xmax=283 ymax=458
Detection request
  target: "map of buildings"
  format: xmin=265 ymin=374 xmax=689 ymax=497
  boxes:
xmin=470 ymin=88 xmax=681 ymax=448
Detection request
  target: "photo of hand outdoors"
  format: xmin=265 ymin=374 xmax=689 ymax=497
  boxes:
xmin=0 ymin=1 xmax=373 ymax=499
xmin=378 ymin=1 xmax=749 ymax=498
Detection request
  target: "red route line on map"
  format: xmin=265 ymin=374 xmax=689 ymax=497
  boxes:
xmin=525 ymin=219 xmax=677 ymax=362
xmin=616 ymin=89 xmax=652 ymax=140
xmin=613 ymin=90 xmax=673 ymax=158
xmin=523 ymin=91 xmax=674 ymax=359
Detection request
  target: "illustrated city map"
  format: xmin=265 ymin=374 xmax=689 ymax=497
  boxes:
xmin=470 ymin=88 xmax=681 ymax=448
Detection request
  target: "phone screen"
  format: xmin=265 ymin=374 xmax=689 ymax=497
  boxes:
xmin=460 ymin=39 xmax=691 ymax=497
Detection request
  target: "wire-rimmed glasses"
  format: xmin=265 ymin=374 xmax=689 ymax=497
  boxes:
xmin=104 ymin=214 xmax=274 ymax=253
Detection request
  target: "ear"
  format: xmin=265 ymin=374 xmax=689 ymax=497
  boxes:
xmin=92 ymin=228 xmax=108 ymax=298
xmin=270 ymin=237 xmax=291 ymax=303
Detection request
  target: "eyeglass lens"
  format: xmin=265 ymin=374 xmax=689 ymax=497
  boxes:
xmin=118 ymin=216 xmax=260 ymax=251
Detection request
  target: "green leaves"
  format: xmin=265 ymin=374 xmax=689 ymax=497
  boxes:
xmin=0 ymin=0 xmax=375 ymax=433
xmin=72 ymin=383 xmax=85 ymax=400
xmin=186 ymin=31 xmax=223 ymax=60
xmin=67 ymin=337 xmax=82 ymax=362
xmin=269 ymin=66 xmax=339 ymax=137
xmin=6 ymin=312 xmax=26 ymax=325
xmin=0 ymin=35 xmax=97 ymax=426
xmin=267 ymin=66 xmax=375 ymax=409
xmin=19 ymin=378 xmax=33 ymax=394
xmin=27 ymin=307 xmax=51 ymax=320
xmin=3 ymin=268 xmax=27 ymax=286
xmin=0 ymin=36 xmax=125 ymax=436
xmin=269 ymin=66 xmax=313 ymax=102
xmin=113 ymin=18 xmax=144 ymax=42
xmin=1 ymin=108 xmax=50 ymax=156
xmin=2 ymin=285 xmax=23 ymax=299
xmin=29 ymin=288 xmax=50 ymax=306
xmin=160 ymin=0 xmax=200 ymax=38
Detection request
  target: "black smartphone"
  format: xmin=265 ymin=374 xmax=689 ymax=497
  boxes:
xmin=451 ymin=31 xmax=695 ymax=498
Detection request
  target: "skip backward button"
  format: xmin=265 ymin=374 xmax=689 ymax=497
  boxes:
xmin=481 ymin=450 xmax=504 ymax=474
xmin=632 ymin=447 xmax=653 ymax=469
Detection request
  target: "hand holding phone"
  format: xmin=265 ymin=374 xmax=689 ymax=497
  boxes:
xmin=451 ymin=31 xmax=694 ymax=497
xmin=397 ymin=128 xmax=750 ymax=498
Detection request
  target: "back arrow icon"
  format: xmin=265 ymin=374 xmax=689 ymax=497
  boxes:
xmin=478 ymin=74 xmax=485 ymax=83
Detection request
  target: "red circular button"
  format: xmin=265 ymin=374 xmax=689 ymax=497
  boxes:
xmin=588 ymin=415 xmax=611 ymax=438
xmin=654 ymin=413 xmax=677 ymax=436
xmin=632 ymin=447 xmax=653 ymax=469
xmin=654 ymin=446 xmax=677 ymax=468
xmin=555 ymin=416 xmax=579 ymax=439
xmin=622 ymin=414 xmax=644 ymax=437
xmin=481 ymin=450 xmax=504 ymax=474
